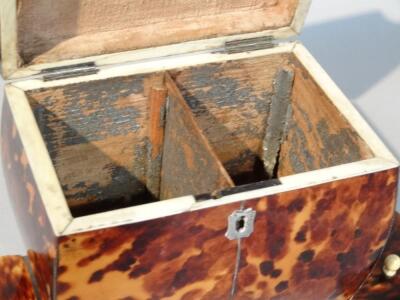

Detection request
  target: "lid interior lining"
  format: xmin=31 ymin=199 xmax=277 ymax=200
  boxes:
xmin=16 ymin=0 xmax=300 ymax=65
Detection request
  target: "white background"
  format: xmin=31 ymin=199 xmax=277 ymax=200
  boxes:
xmin=1 ymin=0 xmax=400 ymax=255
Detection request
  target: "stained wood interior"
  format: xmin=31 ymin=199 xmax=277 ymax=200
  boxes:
xmin=17 ymin=0 xmax=299 ymax=65
xmin=278 ymin=60 xmax=374 ymax=176
xmin=170 ymin=55 xmax=373 ymax=182
xmin=27 ymin=76 xmax=153 ymax=216
xmin=170 ymin=54 xmax=291 ymax=184
xmin=161 ymin=74 xmax=234 ymax=200
xmin=26 ymin=52 xmax=373 ymax=217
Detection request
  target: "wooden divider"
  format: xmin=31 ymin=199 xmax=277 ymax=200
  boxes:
xmin=160 ymin=74 xmax=235 ymax=200
xmin=146 ymin=73 xmax=168 ymax=199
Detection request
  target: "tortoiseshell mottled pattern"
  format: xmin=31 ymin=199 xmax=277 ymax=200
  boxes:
xmin=1 ymin=99 xmax=56 ymax=300
xmin=354 ymin=213 xmax=400 ymax=300
xmin=56 ymin=170 xmax=397 ymax=300
xmin=57 ymin=202 xmax=240 ymax=300
xmin=0 ymin=256 xmax=37 ymax=300
xmin=237 ymin=169 xmax=397 ymax=299
xmin=236 ymin=169 xmax=398 ymax=300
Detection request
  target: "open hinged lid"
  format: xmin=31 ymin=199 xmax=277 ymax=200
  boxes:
xmin=1 ymin=0 xmax=311 ymax=80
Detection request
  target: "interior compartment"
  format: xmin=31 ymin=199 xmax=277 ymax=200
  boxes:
xmin=169 ymin=54 xmax=374 ymax=182
xmin=17 ymin=0 xmax=299 ymax=65
xmin=25 ymin=52 xmax=373 ymax=217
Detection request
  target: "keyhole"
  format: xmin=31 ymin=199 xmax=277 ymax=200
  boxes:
xmin=236 ymin=216 xmax=246 ymax=232
xmin=226 ymin=209 xmax=256 ymax=240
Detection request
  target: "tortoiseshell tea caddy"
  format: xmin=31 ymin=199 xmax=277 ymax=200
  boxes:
xmin=1 ymin=1 xmax=400 ymax=299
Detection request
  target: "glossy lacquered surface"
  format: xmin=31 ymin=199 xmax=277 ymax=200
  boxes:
xmin=1 ymin=99 xmax=55 ymax=300
xmin=0 ymin=256 xmax=37 ymax=300
xmin=354 ymin=213 xmax=400 ymax=299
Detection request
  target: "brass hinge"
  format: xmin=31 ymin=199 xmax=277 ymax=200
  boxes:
xmin=40 ymin=62 xmax=99 ymax=81
xmin=223 ymin=36 xmax=276 ymax=54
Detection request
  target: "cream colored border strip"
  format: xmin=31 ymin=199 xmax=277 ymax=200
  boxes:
xmin=291 ymin=0 xmax=312 ymax=34
xmin=5 ymin=85 xmax=73 ymax=235
xmin=13 ymin=43 xmax=296 ymax=90
xmin=63 ymin=157 xmax=397 ymax=235
xmin=293 ymin=43 xmax=398 ymax=163
xmin=0 ymin=0 xmax=18 ymax=78
xmin=8 ymin=41 xmax=398 ymax=237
